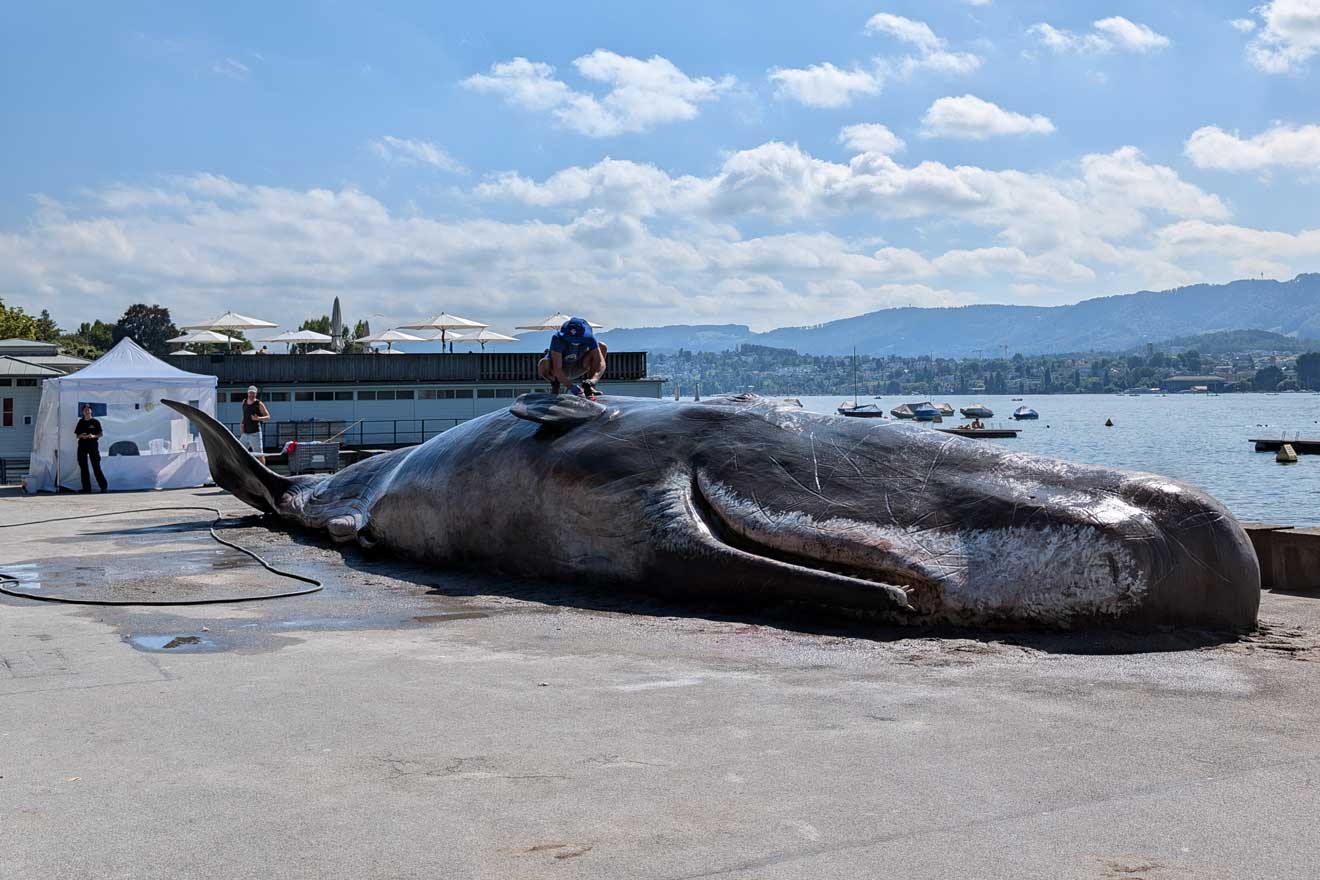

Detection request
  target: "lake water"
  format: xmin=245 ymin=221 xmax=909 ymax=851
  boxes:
xmin=772 ymin=393 xmax=1320 ymax=527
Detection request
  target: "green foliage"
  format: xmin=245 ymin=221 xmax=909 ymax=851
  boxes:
xmin=0 ymin=297 xmax=41 ymax=339
xmin=112 ymin=304 xmax=179 ymax=357
xmin=300 ymin=315 xmax=332 ymax=334
xmin=1252 ymin=365 xmax=1285 ymax=392
xmin=1297 ymin=352 xmax=1320 ymax=390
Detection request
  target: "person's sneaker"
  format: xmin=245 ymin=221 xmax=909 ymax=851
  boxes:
xmin=580 ymin=380 xmax=599 ymax=399
xmin=550 ymin=379 xmax=561 ymax=395
xmin=570 ymin=384 xmax=584 ymax=397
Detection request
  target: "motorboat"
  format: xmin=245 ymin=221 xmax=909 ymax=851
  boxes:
xmin=1011 ymin=405 xmax=1039 ymax=420
xmin=911 ymin=402 xmax=941 ymax=421
xmin=959 ymin=404 xmax=994 ymax=418
xmin=938 ymin=425 xmax=1021 ymax=439
xmin=934 ymin=402 xmax=955 ymax=416
xmin=890 ymin=404 xmax=915 ymax=419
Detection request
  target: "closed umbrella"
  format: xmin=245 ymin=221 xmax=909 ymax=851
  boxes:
xmin=399 ymin=313 xmax=487 ymax=346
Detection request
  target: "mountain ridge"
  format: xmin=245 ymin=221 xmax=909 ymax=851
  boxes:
xmin=599 ymin=274 xmax=1320 ymax=357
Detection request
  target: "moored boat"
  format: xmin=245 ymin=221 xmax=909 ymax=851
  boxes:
xmin=960 ymin=404 xmax=994 ymax=418
xmin=890 ymin=404 xmax=915 ymax=419
xmin=838 ymin=401 xmax=886 ymax=418
xmin=934 ymin=402 xmax=955 ymax=416
xmin=1011 ymin=405 xmax=1039 ymax=420
xmin=911 ymin=402 xmax=940 ymax=421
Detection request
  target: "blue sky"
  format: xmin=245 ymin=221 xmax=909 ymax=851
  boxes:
xmin=2 ymin=1 xmax=1319 ymax=335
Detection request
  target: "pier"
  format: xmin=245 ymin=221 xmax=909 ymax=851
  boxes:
xmin=1251 ymin=437 xmax=1320 ymax=454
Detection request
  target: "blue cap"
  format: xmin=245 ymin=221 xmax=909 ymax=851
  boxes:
xmin=559 ymin=317 xmax=593 ymax=339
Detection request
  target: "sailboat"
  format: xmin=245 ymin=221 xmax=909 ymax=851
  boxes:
xmin=837 ymin=348 xmax=885 ymax=418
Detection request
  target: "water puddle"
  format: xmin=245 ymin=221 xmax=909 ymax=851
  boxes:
xmin=413 ymin=612 xmax=490 ymax=623
xmin=127 ymin=634 xmax=218 ymax=653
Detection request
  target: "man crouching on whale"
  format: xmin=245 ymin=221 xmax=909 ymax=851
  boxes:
xmin=537 ymin=316 xmax=607 ymax=398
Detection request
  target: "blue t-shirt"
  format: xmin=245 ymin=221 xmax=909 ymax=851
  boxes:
xmin=549 ymin=321 xmax=599 ymax=367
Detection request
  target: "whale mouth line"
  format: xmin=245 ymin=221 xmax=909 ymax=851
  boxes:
xmin=688 ymin=471 xmax=933 ymax=602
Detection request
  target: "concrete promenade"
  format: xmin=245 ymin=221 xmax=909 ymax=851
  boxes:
xmin=2 ymin=486 xmax=1319 ymax=879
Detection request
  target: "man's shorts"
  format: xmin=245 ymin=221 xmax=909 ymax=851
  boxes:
xmin=540 ymin=348 xmax=588 ymax=379
xmin=239 ymin=430 xmax=264 ymax=455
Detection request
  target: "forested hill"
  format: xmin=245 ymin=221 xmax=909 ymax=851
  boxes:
xmin=599 ymin=274 xmax=1320 ymax=357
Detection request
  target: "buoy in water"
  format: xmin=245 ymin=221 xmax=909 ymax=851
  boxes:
xmin=1104 ymin=418 xmax=1114 ymax=427
xmin=1277 ymin=444 xmax=1299 ymax=464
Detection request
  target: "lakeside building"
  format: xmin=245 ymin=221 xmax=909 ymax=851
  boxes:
xmin=1162 ymin=374 xmax=1229 ymax=393
xmin=0 ymin=339 xmax=89 ymax=460
xmin=174 ymin=350 xmax=660 ymax=449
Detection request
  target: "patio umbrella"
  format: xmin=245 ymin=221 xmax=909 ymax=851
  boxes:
xmin=167 ymin=329 xmax=238 ymax=355
xmin=452 ymin=328 xmax=521 ymax=351
xmin=307 ymin=348 xmax=337 ymax=355
xmin=515 ymin=312 xmax=604 ymax=331
xmin=183 ymin=312 xmax=277 ymax=352
xmin=168 ymin=330 xmax=238 ymax=344
xmin=261 ymin=329 xmax=333 ymax=354
xmin=356 ymin=328 xmax=425 ymax=353
xmin=399 ymin=313 xmax=487 ymax=346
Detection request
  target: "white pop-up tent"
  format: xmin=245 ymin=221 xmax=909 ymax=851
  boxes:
xmin=24 ymin=338 xmax=218 ymax=493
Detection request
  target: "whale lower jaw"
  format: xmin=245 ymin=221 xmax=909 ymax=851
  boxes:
xmin=688 ymin=472 xmax=1155 ymax=627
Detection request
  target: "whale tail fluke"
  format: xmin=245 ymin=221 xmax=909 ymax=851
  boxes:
xmin=163 ymin=399 xmax=296 ymax=514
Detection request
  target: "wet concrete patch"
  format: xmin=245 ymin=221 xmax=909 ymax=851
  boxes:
xmin=127 ymin=634 xmax=218 ymax=653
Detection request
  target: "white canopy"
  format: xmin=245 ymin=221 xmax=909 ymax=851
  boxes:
xmin=185 ymin=311 xmax=278 ymax=331
xmin=262 ymin=329 xmax=333 ymax=343
xmin=516 ymin=313 xmax=604 ymax=331
xmin=307 ymin=348 xmax=337 ymax=355
xmin=399 ymin=313 xmax=485 ymax=345
xmin=452 ymin=329 xmax=520 ymax=350
xmin=168 ymin=329 xmax=237 ymax=344
xmin=24 ymin=338 xmax=218 ymax=494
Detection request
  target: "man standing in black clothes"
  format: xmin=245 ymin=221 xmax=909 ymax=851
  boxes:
xmin=74 ymin=403 xmax=108 ymax=493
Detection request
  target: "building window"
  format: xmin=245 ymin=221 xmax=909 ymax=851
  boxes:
xmin=477 ymin=389 xmax=495 ymax=399
xmin=266 ymin=392 xmax=290 ymax=402
xmin=357 ymin=390 xmax=376 ymax=400
xmin=230 ymin=392 xmax=246 ymax=402
xmin=419 ymin=390 xmax=436 ymax=400
xmin=16 ymin=379 xmax=37 ymax=387
xmin=294 ymin=391 xmax=313 ymax=401
xmin=395 ymin=389 xmax=414 ymax=400
xmin=376 ymin=390 xmax=396 ymax=401
xmin=313 ymin=391 xmax=334 ymax=401
xmin=0 ymin=379 xmax=10 ymax=386
xmin=1 ymin=397 xmax=11 ymax=427
xmin=495 ymin=389 xmax=514 ymax=398
xmin=454 ymin=389 xmax=473 ymax=399
xmin=23 ymin=415 xmax=32 ymax=425
xmin=334 ymin=391 xmax=353 ymax=401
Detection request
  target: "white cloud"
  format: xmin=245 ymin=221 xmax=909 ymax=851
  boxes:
xmin=1028 ymin=17 xmax=1170 ymax=54
xmin=461 ymin=51 xmax=735 ymax=136
xmin=867 ymin=13 xmax=983 ymax=77
xmin=962 ymin=0 xmax=992 ymax=6
xmin=211 ymin=57 xmax=250 ymax=80
xmin=1230 ymin=18 xmax=1258 ymax=33
xmin=1244 ymin=0 xmax=1320 ymax=73
xmin=768 ymin=63 xmax=881 ymax=108
xmin=919 ymin=95 xmax=1056 ymax=140
xmin=1092 ymin=16 xmax=1172 ymax=52
xmin=1185 ymin=123 xmax=1320 ymax=171
xmin=369 ymin=136 xmax=467 ymax=174
xmin=838 ymin=123 xmax=905 ymax=155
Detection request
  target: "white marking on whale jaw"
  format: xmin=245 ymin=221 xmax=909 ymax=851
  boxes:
xmin=695 ymin=474 xmax=1151 ymax=624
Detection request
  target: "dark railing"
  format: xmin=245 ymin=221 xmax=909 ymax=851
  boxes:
xmin=0 ymin=457 xmax=29 ymax=485
xmin=182 ymin=350 xmax=648 ymax=385
xmin=228 ymin=419 xmax=466 ymax=450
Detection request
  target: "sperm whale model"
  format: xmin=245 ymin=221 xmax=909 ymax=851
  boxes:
xmin=164 ymin=394 xmax=1259 ymax=630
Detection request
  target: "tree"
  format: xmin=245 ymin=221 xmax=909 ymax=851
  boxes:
xmin=34 ymin=309 xmax=60 ymax=342
xmin=300 ymin=315 xmax=332 ymax=334
xmin=1297 ymin=352 xmax=1320 ymax=390
xmin=0 ymin=298 xmax=39 ymax=339
xmin=352 ymin=319 xmax=369 ymax=340
xmin=113 ymin=304 xmax=179 ymax=357
xmin=1253 ymin=365 xmax=1285 ymax=392
xmin=1179 ymin=349 xmax=1202 ymax=373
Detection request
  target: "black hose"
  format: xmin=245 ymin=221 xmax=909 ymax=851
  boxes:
xmin=0 ymin=506 xmax=322 ymax=606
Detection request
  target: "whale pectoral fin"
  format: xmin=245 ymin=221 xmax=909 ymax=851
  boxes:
xmin=511 ymin=393 xmax=606 ymax=429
